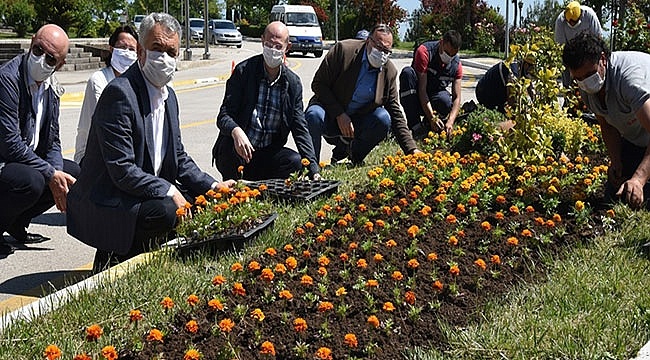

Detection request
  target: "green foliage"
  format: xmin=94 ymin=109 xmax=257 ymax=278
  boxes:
xmin=451 ymin=105 xmax=504 ymax=156
xmin=4 ymin=0 xmax=35 ymax=37
xmin=613 ymin=0 xmax=650 ymax=51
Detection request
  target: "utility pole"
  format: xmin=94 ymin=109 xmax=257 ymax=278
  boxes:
xmin=335 ymin=0 xmax=339 ymax=42
xmin=505 ymin=0 xmax=509 ymax=58
xmin=164 ymin=0 xmax=168 ymax=13
xmin=184 ymin=0 xmax=192 ymax=60
xmin=203 ymin=0 xmax=210 ymax=59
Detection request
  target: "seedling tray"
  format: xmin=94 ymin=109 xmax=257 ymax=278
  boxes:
xmin=163 ymin=212 xmax=278 ymax=253
xmin=249 ymin=178 xmax=341 ymax=202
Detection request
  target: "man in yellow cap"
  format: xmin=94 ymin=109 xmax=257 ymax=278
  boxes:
xmin=554 ymin=1 xmax=602 ymax=86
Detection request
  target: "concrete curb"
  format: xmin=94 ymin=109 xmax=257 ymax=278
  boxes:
xmin=0 ymin=252 xmax=153 ymax=333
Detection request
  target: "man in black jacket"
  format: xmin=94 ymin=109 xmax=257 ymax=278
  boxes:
xmin=212 ymin=21 xmax=320 ymax=181
xmin=0 ymin=24 xmax=80 ymax=255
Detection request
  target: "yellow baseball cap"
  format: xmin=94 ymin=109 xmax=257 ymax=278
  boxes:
xmin=565 ymin=1 xmax=582 ymax=22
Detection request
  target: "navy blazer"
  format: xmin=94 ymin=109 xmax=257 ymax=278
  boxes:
xmin=215 ymin=54 xmax=319 ymax=175
xmin=0 ymin=53 xmax=63 ymax=181
xmin=67 ymin=64 xmax=215 ymax=255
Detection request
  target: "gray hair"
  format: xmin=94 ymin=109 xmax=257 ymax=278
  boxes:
xmin=139 ymin=13 xmax=181 ymax=44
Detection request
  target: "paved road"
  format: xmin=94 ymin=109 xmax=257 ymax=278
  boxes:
xmin=0 ymin=40 xmax=492 ymax=316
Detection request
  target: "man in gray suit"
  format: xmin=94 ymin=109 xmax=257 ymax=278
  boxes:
xmin=0 ymin=24 xmax=79 ymax=256
xmin=67 ymin=13 xmax=234 ymax=272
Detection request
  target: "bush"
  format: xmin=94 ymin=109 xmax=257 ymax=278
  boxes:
xmin=5 ymin=0 xmax=35 ymax=38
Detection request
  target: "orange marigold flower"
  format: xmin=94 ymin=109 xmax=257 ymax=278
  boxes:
xmin=250 ymin=308 xmax=265 ymax=322
xmin=344 ymin=213 xmax=354 ymax=221
xmin=366 ymin=279 xmax=379 ymax=288
xmin=293 ymin=317 xmax=308 ymax=332
xmin=324 ymin=229 xmax=334 ymax=237
xmin=407 ymin=225 xmax=419 ymax=238
xmin=515 ymin=188 xmax=524 ymax=196
xmin=184 ymin=349 xmax=201 ymax=360
xmin=44 ymin=345 xmax=62 ymax=360
xmin=457 ymin=229 xmax=466 ymax=237
xmin=301 ymin=275 xmax=313 ymax=286
xmin=194 ymin=195 xmax=207 ymax=206
xmin=468 ymin=197 xmax=478 ymax=206
xmin=525 ymin=205 xmax=535 ymax=213
xmin=405 ymin=291 xmax=416 ymax=305
xmin=419 ymin=205 xmax=432 ymax=216
xmin=208 ymin=299 xmax=224 ymax=311
xmin=427 ymin=252 xmax=438 ymax=261
xmin=392 ymin=271 xmax=404 ymax=281
xmin=129 ymin=309 xmax=143 ymax=323
xmin=187 ymin=294 xmax=200 ymax=307
xmin=474 ymin=258 xmax=487 ymax=270
xmin=364 ymin=221 xmax=374 ymax=232
xmin=496 ymin=195 xmax=506 ymax=204
xmin=481 ymin=221 xmax=492 ymax=231
xmin=318 ymin=301 xmax=334 ymax=312
xmin=348 ymin=242 xmax=358 ymax=250
xmin=358 ymin=204 xmax=367 ymax=212
xmin=295 ymin=227 xmax=305 ymax=235
xmin=232 ymin=282 xmax=246 ymax=296
xmin=367 ymin=315 xmax=380 ymax=328
xmin=545 ymin=219 xmax=556 ymax=227
xmin=279 ymin=290 xmax=293 ymax=300
xmin=219 ymin=318 xmax=235 ymax=333
xmin=383 ymin=302 xmax=396 ymax=312
xmin=357 ymin=259 xmax=368 ymax=268
xmin=315 ymin=347 xmax=333 ymax=360
xmin=248 ymin=261 xmax=261 ymax=272
xmin=185 ymin=320 xmax=199 ymax=333
xmin=446 ymin=214 xmax=457 ymax=224
xmin=73 ymin=353 xmax=91 ymax=360
xmin=344 ymin=333 xmax=358 ymax=348
xmin=285 ymin=256 xmax=298 ymax=270
xmin=456 ymin=203 xmax=466 ymax=213
xmin=490 ymin=255 xmax=501 ymax=265
xmin=507 ymin=237 xmax=519 ymax=246
xmin=318 ymin=266 xmax=327 ymax=276
xmin=407 ymin=258 xmax=420 ymax=269
xmin=337 ymin=219 xmax=348 ymax=227
xmin=375 ymin=219 xmax=386 ymax=228
xmin=373 ymin=253 xmax=384 ymax=262
xmin=575 ymin=201 xmax=585 ymax=211
xmin=553 ymin=213 xmax=562 ymax=222
xmin=301 ymin=158 xmax=310 ymax=166
xmin=86 ymin=324 xmax=103 ymax=341
xmin=392 ymin=205 xmax=402 ymax=214
xmin=534 ymin=217 xmax=545 ymax=225
xmin=521 ymin=229 xmax=533 ymax=237
xmin=339 ymin=252 xmax=349 ymax=261
xmin=449 ymin=264 xmax=460 ymax=276
xmin=231 ymin=262 xmax=243 ymax=272
xmin=275 ymin=263 xmax=287 ymax=274
xmin=146 ymin=329 xmax=164 ymax=342
xmin=101 ymin=346 xmax=118 ymax=360
xmin=318 ymin=255 xmax=330 ymax=266
xmin=607 ymin=209 xmax=615 ymax=218
xmin=448 ymin=235 xmax=458 ymax=246
xmin=260 ymin=341 xmax=276 ymax=356
xmin=265 ymin=247 xmax=277 ymax=256
xmin=386 ymin=239 xmax=397 ymax=248
xmin=336 ymin=287 xmax=347 ymax=296
xmin=260 ymin=268 xmax=275 ymax=282
xmin=495 ymin=211 xmax=504 ymax=220
xmin=175 ymin=207 xmax=186 ymax=217
xmin=237 ymin=165 xmax=244 ymax=173
xmin=509 ymin=205 xmax=520 ymax=214
xmin=302 ymin=250 xmax=311 ymax=258
xmin=212 ymin=275 xmax=226 ymax=286
xmin=432 ymin=280 xmax=444 ymax=292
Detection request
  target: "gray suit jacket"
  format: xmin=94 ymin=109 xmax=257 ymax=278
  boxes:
xmin=67 ymin=64 xmax=214 ymax=254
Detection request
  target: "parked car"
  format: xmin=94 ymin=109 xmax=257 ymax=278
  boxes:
xmin=208 ymin=19 xmax=242 ymax=48
xmin=188 ymin=18 xmax=204 ymax=41
xmin=133 ymin=14 xmax=145 ymax=31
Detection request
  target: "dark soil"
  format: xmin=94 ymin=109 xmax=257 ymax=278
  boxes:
xmin=120 ymin=157 xmax=610 ymax=360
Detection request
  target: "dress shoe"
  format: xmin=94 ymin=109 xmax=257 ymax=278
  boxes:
xmin=11 ymin=232 xmax=51 ymax=244
xmin=0 ymin=242 xmax=14 ymax=255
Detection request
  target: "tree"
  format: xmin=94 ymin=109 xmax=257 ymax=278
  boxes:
xmin=5 ymin=0 xmax=35 ymax=37
xmin=33 ymin=0 xmax=79 ymax=31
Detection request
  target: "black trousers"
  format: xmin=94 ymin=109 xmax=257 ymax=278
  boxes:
xmin=213 ymin=136 xmax=302 ymax=181
xmin=0 ymin=159 xmax=80 ymax=235
xmin=92 ymin=197 xmax=178 ymax=273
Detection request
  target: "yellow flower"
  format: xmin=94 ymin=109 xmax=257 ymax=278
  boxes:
xmin=336 ymin=287 xmax=347 ymax=296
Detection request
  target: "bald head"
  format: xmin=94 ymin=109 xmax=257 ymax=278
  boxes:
xmin=31 ymin=24 xmax=69 ymax=69
xmin=263 ymin=21 xmax=289 ymax=45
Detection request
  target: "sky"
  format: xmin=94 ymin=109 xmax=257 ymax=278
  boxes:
xmin=398 ymin=0 xmax=529 ymax=39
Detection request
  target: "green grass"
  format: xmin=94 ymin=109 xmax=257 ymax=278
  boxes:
xmin=1 ymin=141 xmax=649 ymax=359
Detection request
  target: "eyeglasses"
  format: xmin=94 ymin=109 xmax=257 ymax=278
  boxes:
xmin=263 ymin=41 xmax=285 ymax=51
xmin=32 ymin=44 xmax=58 ymax=67
xmin=369 ymin=37 xmax=392 ymax=55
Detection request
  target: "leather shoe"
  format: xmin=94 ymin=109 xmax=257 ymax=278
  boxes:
xmin=12 ymin=232 xmax=51 ymax=244
xmin=0 ymin=242 xmax=14 ymax=255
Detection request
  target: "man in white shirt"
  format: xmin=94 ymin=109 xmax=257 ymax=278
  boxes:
xmin=67 ymin=13 xmax=235 ymax=272
xmin=0 ymin=24 xmax=79 ymax=256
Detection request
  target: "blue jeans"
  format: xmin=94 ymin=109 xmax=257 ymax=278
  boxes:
xmin=305 ymin=104 xmax=391 ymax=164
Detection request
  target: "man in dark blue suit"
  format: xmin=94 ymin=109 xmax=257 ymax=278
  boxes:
xmin=66 ymin=13 xmax=234 ymax=272
xmin=0 ymin=24 xmax=80 ymax=256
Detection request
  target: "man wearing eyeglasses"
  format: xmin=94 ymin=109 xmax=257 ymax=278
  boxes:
xmin=0 ymin=24 xmax=80 ymax=256
xmin=305 ymin=24 xmax=419 ymax=166
xmin=399 ymin=30 xmax=463 ymax=139
xmin=212 ymin=21 xmax=320 ymax=181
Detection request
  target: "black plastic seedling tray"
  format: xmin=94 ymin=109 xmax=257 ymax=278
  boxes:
xmin=248 ymin=178 xmax=341 ymax=202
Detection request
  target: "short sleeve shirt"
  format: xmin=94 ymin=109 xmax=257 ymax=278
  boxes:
xmin=554 ymin=5 xmax=603 ymax=44
xmin=582 ymin=51 xmax=650 ymax=147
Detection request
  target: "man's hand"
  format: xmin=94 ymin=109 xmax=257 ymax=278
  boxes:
xmin=616 ymin=178 xmax=645 ymax=209
xmin=430 ymin=117 xmax=445 ymax=132
xmin=336 ymin=113 xmax=354 ymax=139
xmin=444 ymin=120 xmax=454 ymax=137
xmin=215 ymin=179 xmax=237 ymax=191
xmin=49 ymin=170 xmax=76 ymax=212
xmin=232 ymin=127 xmax=255 ymax=163
xmin=171 ymin=189 xmax=187 ymax=209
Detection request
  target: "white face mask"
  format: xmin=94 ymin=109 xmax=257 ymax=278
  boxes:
xmin=262 ymin=45 xmax=284 ymax=68
xmin=368 ymin=46 xmax=389 ymax=68
xmin=111 ymin=48 xmax=137 ymax=74
xmin=577 ymin=64 xmax=605 ymax=94
xmin=440 ymin=49 xmax=453 ymax=65
xmin=141 ymin=50 xmax=176 ymax=88
xmin=28 ymin=53 xmax=55 ymax=82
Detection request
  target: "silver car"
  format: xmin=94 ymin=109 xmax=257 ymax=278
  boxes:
xmin=208 ymin=19 xmax=242 ymax=48
xmin=189 ymin=18 xmax=204 ymax=41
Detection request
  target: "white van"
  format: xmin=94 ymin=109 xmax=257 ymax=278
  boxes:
xmin=270 ymin=5 xmax=323 ymax=58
